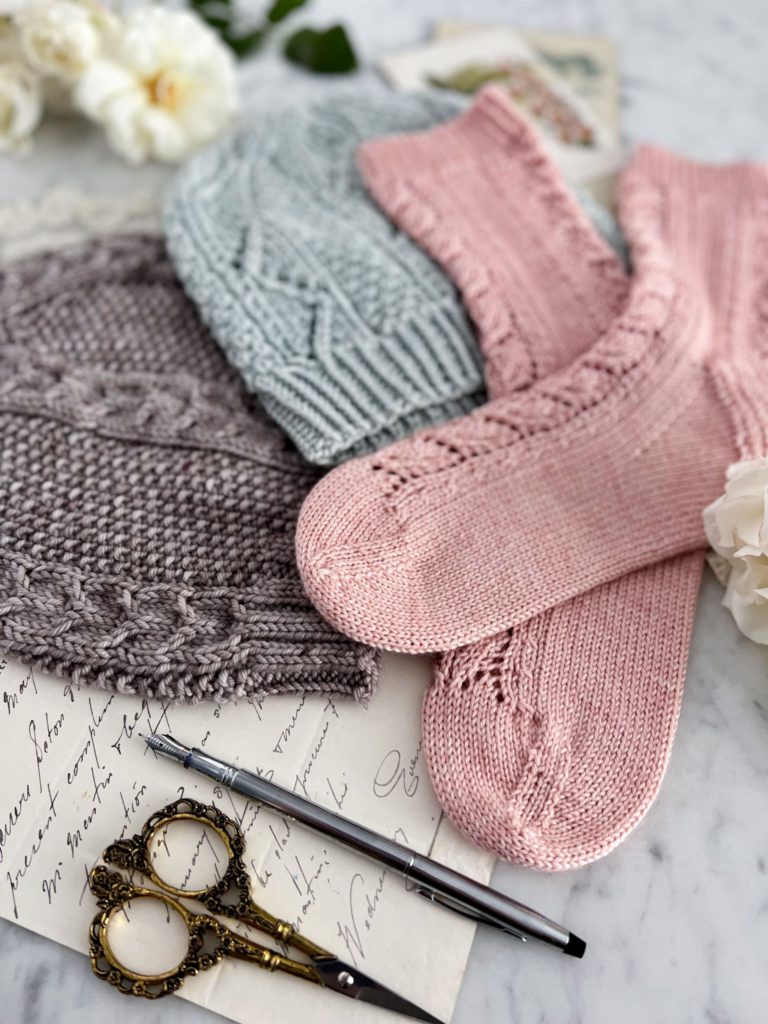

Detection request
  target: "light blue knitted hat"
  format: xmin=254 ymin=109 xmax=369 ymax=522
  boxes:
xmin=164 ymin=92 xmax=485 ymax=465
xmin=165 ymin=92 xmax=626 ymax=465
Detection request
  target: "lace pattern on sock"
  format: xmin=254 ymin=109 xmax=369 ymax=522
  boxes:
xmin=371 ymin=281 xmax=684 ymax=501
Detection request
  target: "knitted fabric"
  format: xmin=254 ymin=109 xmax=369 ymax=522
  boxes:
xmin=423 ymin=554 xmax=701 ymax=869
xmin=164 ymin=92 xmax=485 ymax=467
xmin=0 ymin=235 xmax=378 ymax=702
xmin=163 ymin=92 xmax=622 ymax=467
xmin=296 ymin=91 xmax=768 ymax=655
xmin=358 ymin=88 xmax=629 ymax=400
xmin=356 ymin=88 xmax=702 ymax=867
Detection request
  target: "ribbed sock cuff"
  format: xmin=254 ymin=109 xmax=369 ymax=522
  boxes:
xmin=358 ymin=86 xmax=543 ymax=184
xmin=358 ymin=86 xmax=628 ymax=397
xmin=626 ymin=144 xmax=768 ymax=205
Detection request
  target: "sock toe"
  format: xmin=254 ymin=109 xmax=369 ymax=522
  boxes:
xmin=296 ymin=456 xmax=423 ymax=649
xmin=422 ymin=558 xmax=698 ymax=870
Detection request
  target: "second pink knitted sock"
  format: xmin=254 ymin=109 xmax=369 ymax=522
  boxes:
xmin=357 ymin=88 xmax=704 ymax=868
xmin=423 ymin=554 xmax=702 ymax=869
xmin=296 ymin=96 xmax=767 ymax=655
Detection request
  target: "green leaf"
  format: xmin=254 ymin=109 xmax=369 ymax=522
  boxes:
xmin=200 ymin=14 xmax=231 ymax=32
xmin=284 ymin=24 xmax=357 ymax=74
xmin=223 ymin=26 xmax=267 ymax=57
xmin=267 ymin=0 xmax=307 ymax=24
xmin=189 ymin=0 xmax=231 ymax=13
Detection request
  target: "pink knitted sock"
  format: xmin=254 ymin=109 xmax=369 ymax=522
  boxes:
xmin=297 ymin=106 xmax=768 ymax=655
xmin=423 ymin=554 xmax=702 ymax=869
xmin=357 ymin=87 xmax=705 ymax=868
xmin=358 ymin=87 xmax=628 ymax=400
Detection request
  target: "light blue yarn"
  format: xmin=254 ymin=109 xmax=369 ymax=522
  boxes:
xmin=165 ymin=92 xmax=626 ymax=465
xmin=165 ymin=92 xmax=484 ymax=466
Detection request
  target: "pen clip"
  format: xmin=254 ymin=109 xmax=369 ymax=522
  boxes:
xmin=411 ymin=884 xmax=527 ymax=943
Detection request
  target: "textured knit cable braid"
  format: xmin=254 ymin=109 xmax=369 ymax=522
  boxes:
xmin=296 ymin=132 xmax=768 ymax=654
xmin=357 ymin=86 xmax=702 ymax=868
xmin=0 ymin=235 xmax=378 ymax=702
xmin=163 ymin=91 xmax=624 ymax=467
xmin=164 ymin=91 xmax=484 ymax=466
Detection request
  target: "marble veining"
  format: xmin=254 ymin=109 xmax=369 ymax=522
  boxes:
xmin=2 ymin=0 xmax=768 ymax=1020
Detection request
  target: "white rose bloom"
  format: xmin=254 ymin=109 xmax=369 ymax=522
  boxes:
xmin=0 ymin=18 xmax=17 ymax=62
xmin=74 ymin=8 xmax=238 ymax=165
xmin=703 ymin=457 xmax=768 ymax=643
xmin=0 ymin=60 xmax=43 ymax=153
xmin=16 ymin=1 xmax=113 ymax=82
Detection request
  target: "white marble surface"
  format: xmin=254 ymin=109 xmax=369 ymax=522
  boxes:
xmin=2 ymin=1 xmax=768 ymax=1022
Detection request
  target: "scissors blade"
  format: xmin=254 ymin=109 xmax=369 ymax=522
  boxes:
xmin=313 ymin=957 xmax=445 ymax=1024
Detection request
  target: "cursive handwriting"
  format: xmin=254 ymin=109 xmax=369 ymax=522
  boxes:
xmin=0 ymin=782 xmax=31 ymax=865
xmin=29 ymin=712 xmax=65 ymax=794
xmin=110 ymin=699 xmax=172 ymax=755
xmin=3 ymin=667 xmax=37 ymax=717
xmin=335 ymin=869 xmax=387 ymax=966
xmin=5 ymin=782 xmax=59 ymax=919
xmin=293 ymin=721 xmax=329 ymax=797
xmin=272 ymin=696 xmax=306 ymax=754
xmin=373 ymin=747 xmax=420 ymax=800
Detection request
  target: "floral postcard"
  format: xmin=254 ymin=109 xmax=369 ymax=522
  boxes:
xmin=378 ymin=28 xmax=623 ymax=197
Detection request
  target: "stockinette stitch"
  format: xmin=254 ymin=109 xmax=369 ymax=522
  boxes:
xmin=354 ymin=88 xmax=712 ymax=867
xmin=296 ymin=98 xmax=768 ymax=655
xmin=357 ymin=87 xmax=629 ymax=399
xmin=0 ymin=235 xmax=378 ymax=702
xmin=163 ymin=92 xmax=623 ymax=467
xmin=423 ymin=554 xmax=701 ymax=870
xmin=357 ymin=86 xmax=702 ymax=868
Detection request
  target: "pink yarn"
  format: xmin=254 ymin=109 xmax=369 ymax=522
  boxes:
xmin=356 ymin=87 xmax=708 ymax=869
xmin=423 ymin=554 xmax=702 ymax=870
xmin=295 ymin=89 xmax=768 ymax=656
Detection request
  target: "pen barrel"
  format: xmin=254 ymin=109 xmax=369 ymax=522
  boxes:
xmin=406 ymin=855 xmax=571 ymax=951
xmin=185 ymin=748 xmax=573 ymax=952
xmin=187 ymin=750 xmax=413 ymax=874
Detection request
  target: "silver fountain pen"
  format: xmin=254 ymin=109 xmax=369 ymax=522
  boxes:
xmin=143 ymin=733 xmax=586 ymax=959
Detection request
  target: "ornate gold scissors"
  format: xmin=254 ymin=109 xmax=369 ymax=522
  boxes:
xmin=88 ymin=797 xmax=442 ymax=1023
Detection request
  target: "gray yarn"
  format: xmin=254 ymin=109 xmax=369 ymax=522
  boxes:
xmin=164 ymin=92 xmax=486 ymax=467
xmin=164 ymin=92 xmax=627 ymax=466
xmin=0 ymin=235 xmax=378 ymax=703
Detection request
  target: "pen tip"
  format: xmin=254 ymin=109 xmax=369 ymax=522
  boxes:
xmin=564 ymin=933 xmax=587 ymax=959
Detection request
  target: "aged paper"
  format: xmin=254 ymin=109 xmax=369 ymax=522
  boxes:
xmin=0 ymin=651 xmax=493 ymax=1024
xmin=434 ymin=21 xmax=620 ymax=137
xmin=380 ymin=28 xmax=621 ymax=206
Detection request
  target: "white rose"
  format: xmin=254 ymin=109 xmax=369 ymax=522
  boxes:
xmin=74 ymin=8 xmax=238 ymax=165
xmin=0 ymin=60 xmax=43 ymax=153
xmin=703 ymin=457 xmax=768 ymax=643
xmin=16 ymin=1 xmax=113 ymax=82
xmin=0 ymin=16 xmax=19 ymax=61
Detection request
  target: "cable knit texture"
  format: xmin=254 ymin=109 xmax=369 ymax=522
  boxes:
xmin=164 ymin=92 xmax=487 ymax=466
xmin=164 ymin=91 xmax=623 ymax=466
xmin=296 ymin=89 xmax=768 ymax=655
xmin=0 ymin=235 xmax=378 ymax=702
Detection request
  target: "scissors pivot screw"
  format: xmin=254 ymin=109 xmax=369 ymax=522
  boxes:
xmin=337 ymin=970 xmax=355 ymax=988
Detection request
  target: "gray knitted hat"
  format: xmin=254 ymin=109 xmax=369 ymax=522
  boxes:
xmin=0 ymin=235 xmax=378 ymax=702
xmin=164 ymin=92 xmax=485 ymax=466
